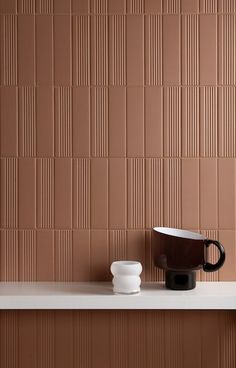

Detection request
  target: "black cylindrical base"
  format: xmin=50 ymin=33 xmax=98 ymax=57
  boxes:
xmin=165 ymin=270 xmax=196 ymax=290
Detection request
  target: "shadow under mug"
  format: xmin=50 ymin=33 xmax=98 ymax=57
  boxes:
xmin=152 ymin=227 xmax=226 ymax=290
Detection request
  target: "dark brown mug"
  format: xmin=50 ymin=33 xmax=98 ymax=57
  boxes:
xmin=152 ymin=227 xmax=225 ymax=290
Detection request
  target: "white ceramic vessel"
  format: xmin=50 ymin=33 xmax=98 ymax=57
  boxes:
xmin=110 ymin=261 xmax=142 ymax=294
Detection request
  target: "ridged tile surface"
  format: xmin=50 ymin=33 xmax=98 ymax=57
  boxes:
xmin=0 ymin=1 xmax=236 ymax=366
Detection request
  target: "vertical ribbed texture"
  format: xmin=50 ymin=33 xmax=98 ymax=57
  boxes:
xmin=55 ymin=87 xmax=72 ymax=157
xmin=220 ymin=15 xmax=236 ymax=85
xmin=220 ymin=312 xmax=236 ymax=368
xmin=57 ymin=230 xmax=73 ymax=281
xmin=220 ymin=87 xmax=236 ymax=157
xmin=110 ymin=312 xmax=128 ymax=368
xmin=129 ymin=159 xmax=145 ymax=229
xmin=74 ymin=159 xmax=90 ymax=228
xmin=19 ymin=0 xmax=35 ymax=13
xmin=3 ymin=15 xmax=17 ymax=85
xmin=183 ymin=15 xmax=199 ymax=85
xmin=38 ymin=158 xmax=54 ymax=228
xmin=202 ymin=87 xmax=217 ymax=157
xmin=110 ymin=15 xmax=126 ymax=86
xmin=93 ymin=16 xmax=108 ymax=85
xmin=147 ymin=312 xmax=165 ymax=367
xmin=128 ymin=0 xmax=144 ymax=14
xmin=202 ymin=0 xmax=217 ymax=13
xmin=74 ymin=312 xmax=91 ymax=368
xmin=146 ymin=15 xmax=162 ymax=86
xmin=166 ymin=159 xmax=181 ymax=228
xmin=74 ymin=16 xmax=90 ymax=86
xmin=1 ymin=312 xmax=18 ymax=368
xmin=221 ymin=0 xmax=236 ymax=12
xmin=109 ymin=230 xmax=127 ymax=262
xmin=165 ymin=312 xmax=183 ymax=368
xmin=2 ymin=158 xmax=18 ymax=228
xmin=166 ymin=0 xmax=180 ymax=13
xmin=37 ymin=312 xmax=55 ymax=368
xmin=200 ymin=230 xmax=219 ymax=281
xmin=21 ymin=230 xmax=36 ymax=281
xmin=93 ymin=88 xmax=108 ymax=157
xmin=166 ymin=87 xmax=181 ymax=157
xmin=2 ymin=231 xmax=18 ymax=281
xmin=146 ymin=159 xmax=163 ymax=228
xmin=183 ymin=87 xmax=199 ymax=157
xmin=38 ymin=0 xmax=53 ymax=13
xmin=92 ymin=0 xmax=107 ymax=13
xmin=128 ymin=312 xmax=146 ymax=367
xmin=145 ymin=230 xmax=164 ymax=281
xmin=20 ymin=87 xmax=36 ymax=157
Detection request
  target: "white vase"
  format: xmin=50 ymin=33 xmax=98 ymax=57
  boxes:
xmin=110 ymin=261 xmax=142 ymax=294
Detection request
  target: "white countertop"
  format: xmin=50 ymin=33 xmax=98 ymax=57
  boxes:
xmin=0 ymin=282 xmax=236 ymax=310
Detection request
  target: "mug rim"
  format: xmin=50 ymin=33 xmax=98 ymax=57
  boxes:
xmin=153 ymin=227 xmax=206 ymax=240
xmin=111 ymin=261 xmax=141 ymax=266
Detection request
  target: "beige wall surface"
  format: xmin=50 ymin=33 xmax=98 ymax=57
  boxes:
xmin=0 ymin=0 xmax=236 ymax=366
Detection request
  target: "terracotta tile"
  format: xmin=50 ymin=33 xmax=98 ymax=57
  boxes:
xmin=90 ymin=230 xmax=109 ymax=280
xmin=91 ymin=15 xmax=108 ymax=85
xmin=218 ymin=0 xmax=236 ymax=12
xmin=110 ymin=311 xmax=129 ymax=367
xmin=182 ymin=158 xmax=199 ymax=229
xmin=18 ymin=0 xmax=35 ymax=13
xmin=163 ymin=15 xmax=180 ymax=84
xmin=54 ymin=158 xmax=72 ymax=228
xmin=109 ymin=158 xmax=127 ymax=228
xmin=109 ymin=230 xmax=127 ymax=263
xmin=145 ymin=158 xmax=164 ymax=228
xmin=0 ymin=230 xmax=19 ymax=281
xmin=54 ymin=15 xmax=71 ymax=85
xmin=36 ymin=86 xmax=54 ymax=156
xmin=73 ymin=159 xmax=90 ymax=228
xmin=164 ymin=159 xmax=182 ymax=228
xmin=201 ymin=312 xmax=220 ymax=368
xmin=37 ymin=311 xmax=55 ymax=367
xmin=0 ymin=312 xmax=19 ymax=367
xmin=109 ymin=15 xmax=126 ymax=85
xmin=164 ymin=311 xmax=183 ymax=367
xmin=54 ymin=0 xmax=71 ymax=13
xmin=72 ymin=230 xmax=90 ymax=281
xmin=19 ymin=230 xmax=36 ymax=281
xmin=218 ymin=159 xmax=235 ymax=229
xmin=37 ymin=158 xmax=54 ymax=228
xmin=219 ymin=230 xmax=236 ymax=281
xmin=36 ymin=15 xmax=53 ymax=85
xmin=54 ymin=230 xmax=73 ymax=281
xmin=200 ymin=0 xmax=218 ymax=13
xmin=35 ymin=0 xmax=53 ymax=14
xmin=145 ymin=15 xmax=162 ymax=86
xmin=108 ymin=87 xmax=126 ymax=156
xmin=0 ymin=0 xmax=17 ymax=13
xmin=0 ymin=15 xmax=17 ymax=85
xmin=108 ymin=0 xmax=126 ymax=13
xmin=145 ymin=87 xmax=163 ymax=157
xmin=163 ymin=0 xmax=180 ymax=13
xmin=0 ymin=158 xmax=18 ymax=228
xmin=182 ymin=87 xmax=200 ymax=157
xmin=91 ymin=311 xmax=110 ymax=368
xmin=127 ymin=231 xmax=145 ymax=278
xmin=199 ymin=15 xmax=217 ymax=84
xmin=145 ymin=0 xmax=162 ymax=13
xmin=91 ymin=87 xmax=108 ymax=157
xmin=74 ymin=312 xmax=91 ymax=367
xmin=18 ymin=311 xmax=37 ymax=368
xmin=18 ymin=87 xmax=36 ymax=157
xmin=183 ymin=312 xmax=201 ymax=368
xmin=0 ymin=87 xmax=18 ymax=156
xmin=54 ymin=312 xmax=73 ymax=368
xmin=18 ymin=158 xmax=36 ymax=228
xmin=90 ymin=158 xmax=108 ymax=228
xmin=72 ymin=87 xmax=90 ymax=156
xmin=72 ymin=15 xmax=90 ymax=86
xmin=145 ymin=230 xmax=164 ymax=281
xmin=181 ymin=0 xmax=199 ymax=12
xmin=127 ymin=0 xmax=144 ymax=13
xmin=54 ymin=87 xmax=72 ymax=157
xmin=72 ymin=0 xmax=90 ymax=13
xmin=127 ymin=87 xmax=144 ymax=157
xmin=91 ymin=0 xmax=108 ymax=13
xmin=200 ymin=158 xmax=218 ymax=229
xmin=128 ymin=311 xmax=147 ymax=367
xmin=18 ymin=15 xmax=35 ymax=85
xmin=36 ymin=230 xmax=54 ymax=281
xmin=219 ymin=87 xmax=236 ymax=157
xmin=127 ymin=15 xmax=144 ymax=85
xmin=127 ymin=158 xmax=145 ymax=229
xmin=146 ymin=311 xmax=165 ymax=367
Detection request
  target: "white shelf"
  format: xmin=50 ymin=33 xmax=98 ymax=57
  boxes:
xmin=0 ymin=282 xmax=235 ymax=310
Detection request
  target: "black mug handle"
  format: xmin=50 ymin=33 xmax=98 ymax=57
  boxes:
xmin=203 ymin=239 xmax=225 ymax=272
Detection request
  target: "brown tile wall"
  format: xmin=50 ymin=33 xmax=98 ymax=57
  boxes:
xmin=1 ymin=0 xmax=236 ymax=366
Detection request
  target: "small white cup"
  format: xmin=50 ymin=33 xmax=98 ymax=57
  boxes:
xmin=110 ymin=261 xmax=142 ymax=294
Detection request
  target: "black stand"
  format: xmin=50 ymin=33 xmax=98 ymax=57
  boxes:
xmin=165 ymin=270 xmax=196 ymax=290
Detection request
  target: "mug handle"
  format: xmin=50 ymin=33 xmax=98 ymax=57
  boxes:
xmin=203 ymin=239 xmax=225 ymax=272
